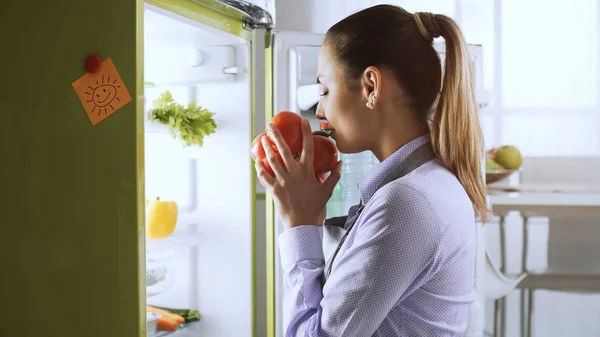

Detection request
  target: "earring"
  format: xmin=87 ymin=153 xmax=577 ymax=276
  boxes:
xmin=366 ymin=94 xmax=376 ymax=109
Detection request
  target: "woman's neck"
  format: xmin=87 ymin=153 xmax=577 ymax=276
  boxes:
xmin=371 ymin=115 xmax=429 ymax=162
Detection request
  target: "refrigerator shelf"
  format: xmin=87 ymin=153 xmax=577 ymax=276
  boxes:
xmin=146 ymin=234 xmax=199 ymax=252
xmin=150 ymin=321 xmax=201 ymax=337
xmin=146 ymin=248 xmax=179 ymax=297
xmin=145 ymin=119 xmax=172 ymax=135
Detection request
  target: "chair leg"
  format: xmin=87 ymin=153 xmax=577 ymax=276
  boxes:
xmin=520 ymin=216 xmax=530 ymax=337
xmin=499 ymin=215 xmax=507 ymax=273
xmin=526 ymin=290 xmax=534 ymax=337
xmin=493 ymin=297 xmax=507 ymax=337
xmin=520 ymin=289 xmax=527 ymax=337
xmin=498 ymin=215 xmax=507 ymax=337
xmin=494 ymin=299 xmax=502 ymax=337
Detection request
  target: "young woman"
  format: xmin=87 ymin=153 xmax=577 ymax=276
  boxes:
xmin=255 ymin=4 xmax=487 ymax=337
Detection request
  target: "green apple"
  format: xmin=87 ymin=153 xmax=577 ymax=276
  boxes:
xmin=486 ymin=158 xmax=504 ymax=171
xmin=494 ymin=145 xmax=522 ymax=170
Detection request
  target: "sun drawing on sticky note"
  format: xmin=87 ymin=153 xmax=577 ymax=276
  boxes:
xmin=84 ymin=74 xmax=123 ymax=115
xmin=72 ymin=58 xmax=132 ymax=126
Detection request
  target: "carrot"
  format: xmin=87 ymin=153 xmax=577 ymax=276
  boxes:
xmin=147 ymin=306 xmax=185 ymax=324
xmin=156 ymin=316 xmax=179 ymax=331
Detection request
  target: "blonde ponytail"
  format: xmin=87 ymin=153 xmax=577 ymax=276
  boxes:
xmin=415 ymin=13 xmax=488 ymax=223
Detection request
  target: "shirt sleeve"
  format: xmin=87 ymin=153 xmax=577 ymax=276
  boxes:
xmin=277 ymin=183 xmax=445 ymax=337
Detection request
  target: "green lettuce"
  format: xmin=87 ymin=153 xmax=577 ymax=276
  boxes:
xmin=150 ymin=90 xmax=217 ymax=148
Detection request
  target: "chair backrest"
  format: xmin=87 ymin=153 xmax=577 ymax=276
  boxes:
xmin=519 ymin=156 xmax=600 ymax=273
xmin=546 ymin=213 xmax=600 ymax=273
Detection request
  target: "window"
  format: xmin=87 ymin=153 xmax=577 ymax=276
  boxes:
xmin=501 ymin=0 xmax=598 ymax=108
xmin=336 ymin=0 xmax=600 ymax=156
xmin=459 ymin=0 xmax=600 ymax=156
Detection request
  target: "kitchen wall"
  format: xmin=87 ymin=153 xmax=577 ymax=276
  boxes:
xmin=274 ymin=0 xmax=600 ymax=336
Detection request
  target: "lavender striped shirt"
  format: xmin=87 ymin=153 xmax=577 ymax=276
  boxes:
xmin=278 ymin=135 xmax=477 ymax=336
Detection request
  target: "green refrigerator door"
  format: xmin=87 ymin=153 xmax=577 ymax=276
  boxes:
xmin=0 ymin=0 xmax=275 ymax=336
xmin=0 ymin=0 xmax=144 ymax=336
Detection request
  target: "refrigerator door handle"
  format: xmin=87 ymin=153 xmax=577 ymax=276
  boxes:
xmin=193 ymin=0 xmax=274 ymax=29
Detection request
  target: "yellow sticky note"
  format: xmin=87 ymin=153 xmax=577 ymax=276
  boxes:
xmin=72 ymin=58 xmax=132 ymax=126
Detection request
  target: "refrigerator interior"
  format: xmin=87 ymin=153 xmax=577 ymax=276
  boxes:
xmin=270 ymin=31 xmax=379 ymax=337
xmin=143 ymin=4 xmax=254 ymax=336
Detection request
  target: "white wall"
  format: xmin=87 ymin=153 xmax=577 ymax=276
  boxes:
xmin=275 ymin=0 xmax=456 ymax=33
xmin=275 ymin=0 xmax=368 ymax=33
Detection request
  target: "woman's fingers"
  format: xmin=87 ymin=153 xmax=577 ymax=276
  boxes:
xmin=255 ymin=158 xmax=276 ymax=188
xmin=299 ymin=119 xmax=315 ymax=167
xmin=262 ymin=136 xmax=288 ymax=178
xmin=316 ymin=174 xmax=326 ymax=184
xmin=322 ymin=160 xmax=343 ymax=192
xmin=267 ymin=123 xmax=297 ymax=169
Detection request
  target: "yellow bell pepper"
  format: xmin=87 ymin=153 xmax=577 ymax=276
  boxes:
xmin=146 ymin=197 xmax=178 ymax=239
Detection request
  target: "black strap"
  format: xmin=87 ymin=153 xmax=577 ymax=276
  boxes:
xmin=321 ymin=142 xmax=436 ymax=285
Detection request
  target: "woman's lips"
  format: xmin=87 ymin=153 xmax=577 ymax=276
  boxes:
xmin=313 ymin=121 xmax=335 ymax=138
xmin=312 ymin=130 xmax=330 ymax=137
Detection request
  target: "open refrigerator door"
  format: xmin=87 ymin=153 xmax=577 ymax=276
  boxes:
xmin=269 ymin=30 xmax=381 ymax=337
xmin=269 ymin=30 xmax=325 ymax=337
xmin=142 ymin=1 xmax=272 ymax=336
xmin=0 ymin=0 xmax=274 ymax=335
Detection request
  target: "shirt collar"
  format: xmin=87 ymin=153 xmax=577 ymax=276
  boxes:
xmin=358 ymin=134 xmax=431 ymax=204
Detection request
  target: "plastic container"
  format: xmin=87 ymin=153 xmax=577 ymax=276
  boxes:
xmin=147 ymin=312 xmax=161 ymax=335
xmin=146 ymin=248 xmax=181 ymax=297
xmin=339 ymin=153 xmax=365 ymax=207
xmin=338 ymin=151 xmax=381 ymax=211
xmin=366 ymin=151 xmax=379 ymax=172
xmin=326 ymin=180 xmax=345 ymax=218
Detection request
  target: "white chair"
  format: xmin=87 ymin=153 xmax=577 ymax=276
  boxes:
xmin=492 ymin=156 xmax=600 ymax=337
xmin=515 ymin=213 xmax=600 ymax=337
xmin=485 ymin=252 xmax=527 ymax=301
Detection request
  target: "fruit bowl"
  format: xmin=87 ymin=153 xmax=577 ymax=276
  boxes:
xmin=486 ymin=145 xmax=522 ymax=185
xmin=486 ymin=169 xmax=518 ymax=185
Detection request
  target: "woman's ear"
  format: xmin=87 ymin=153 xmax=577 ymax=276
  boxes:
xmin=362 ymin=66 xmax=382 ymax=109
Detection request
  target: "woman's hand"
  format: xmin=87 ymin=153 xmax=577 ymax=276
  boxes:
xmin=255 ymin=119 xmax=342 ymax=229
xmin=317 ymin=206 xmax=327 ymax=226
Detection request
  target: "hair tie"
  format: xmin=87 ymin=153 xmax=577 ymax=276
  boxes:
xmin=414 ymin=12 xmax=441 ymax=41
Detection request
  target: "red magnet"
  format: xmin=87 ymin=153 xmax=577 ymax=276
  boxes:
xmin=84 ymin=54 xmax=102 ymax=73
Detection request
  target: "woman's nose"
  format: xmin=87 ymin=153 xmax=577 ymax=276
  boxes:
xmin=315 ymin=102 xmax=326 ymax=120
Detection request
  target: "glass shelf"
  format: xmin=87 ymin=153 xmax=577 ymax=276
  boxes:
xmin=150 ymin=321 xmax=201 ymax=337
xmin=146 ymin=233 xmax=199 ymax=252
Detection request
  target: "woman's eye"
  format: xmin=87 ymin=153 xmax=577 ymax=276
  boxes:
xmin=319 ymin=89 xmax=329 ymax=97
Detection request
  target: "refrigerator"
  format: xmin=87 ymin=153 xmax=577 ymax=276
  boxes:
xmin=1 ymin=0 xmax=491 ymax=337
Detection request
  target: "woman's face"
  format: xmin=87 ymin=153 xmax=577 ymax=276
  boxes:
xmin=315 ymin=45 xmax=375 ymax=154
